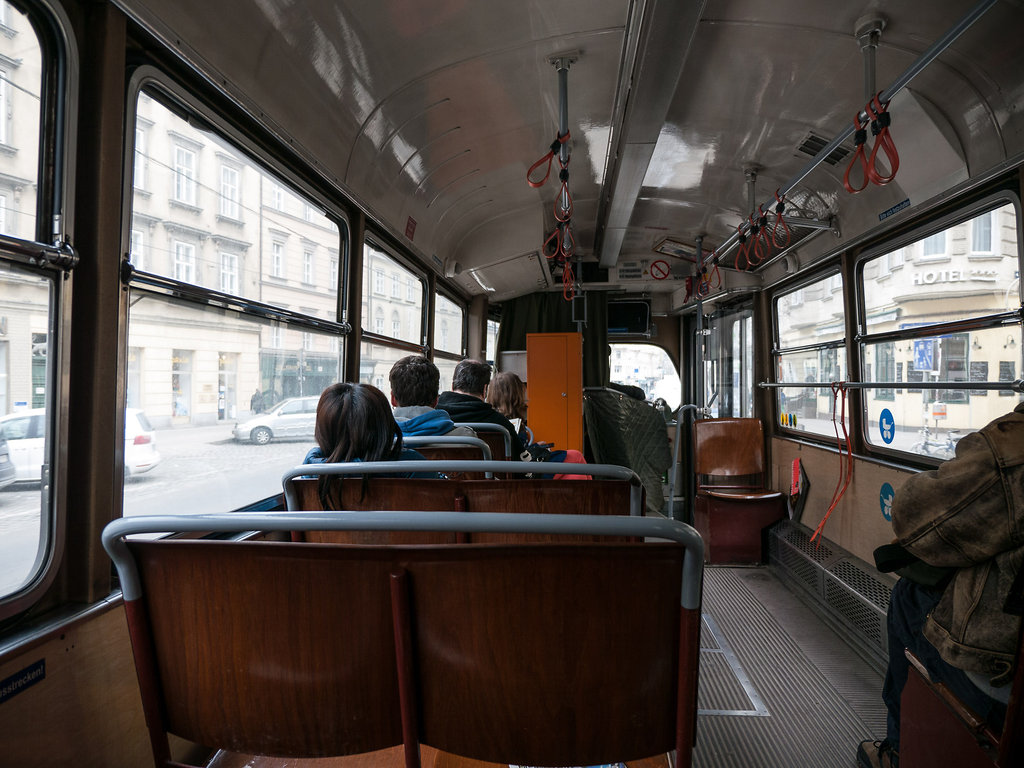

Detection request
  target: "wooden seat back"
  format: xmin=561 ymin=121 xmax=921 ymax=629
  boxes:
xmin=127 ymin=539 xmax=404 ymax=761
xmin=104 ymin=512 xmax=703 ymax=768
xmin=404 ymin=545 xmax=692 ymax=765
xmin=693 ymin=417 xmax=770 ymax=490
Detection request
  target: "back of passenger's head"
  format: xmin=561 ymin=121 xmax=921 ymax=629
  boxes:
xmin=315 ymin=382 xmax=403 ymax=463
xmin=389 ymin=355 xmax=440 ymax=407
xmin=487 ymin=371 xmax=527 ymax=421
xmin=451 ymin=359 xmax=492 ymax=397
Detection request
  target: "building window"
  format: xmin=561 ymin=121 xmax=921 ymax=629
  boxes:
xmin=407 ymin=279 xmax=416 ymax=301
xmin=302 ymin=332 xmax=314 ymax=351
xmin=303 ymin=249 xmax=314 ymax=284
xmin=391 ymin=311 xmax=401 ymax=337
xmin=271 ymin=241 xmax=284 ymax=278
xmin=219 ymin=165 xmax=240 ymax=219
xmin=0 ymin=68 xmax=8 ymax=146
xmin=374 ymin=307 xmax=384 ymax=335
xmin=134 ymin=127 xmax=147 ymax=190
xmin=971 ymin=211 xmax=994 ymax=254
xmin=330 ymin=256 xmax=338 ymax=290
xmin=220 ymin=252 xmax=238 ymax=294
xmin=391 ymin=274 xmax=400 ymax=298
xmin=374 ymin=269 xmax=385 ymax=294
xmin=441 ymin=319 xmax=449 ymax=350
xmin=303 ymin=204 xmax=316 ymax=222
xmin=173 ymin=241 xmax=195 ymax=283
xmin=922 ymin=231 xmax=946 ymax=258
xmin=173 ymin=146 xmax=197 ymax=205
xmin=270 ymin=326 xmax=283 ymax=348
xmin=271 ymin=182 xmax=285 ymax=211
xmin=130 ymin=229 xmax=145 ymax=270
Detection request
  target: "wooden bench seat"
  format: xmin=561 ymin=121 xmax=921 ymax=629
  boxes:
xmin=102 ymin=511 xmax=704 ymax=768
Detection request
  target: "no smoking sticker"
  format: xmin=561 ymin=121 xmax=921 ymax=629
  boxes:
xmin=650 ymin=259 xmax=670 ymax=280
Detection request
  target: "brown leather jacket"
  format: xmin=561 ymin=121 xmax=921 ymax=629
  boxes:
xmin=894 ymin=401 xmax=1024 ymax=686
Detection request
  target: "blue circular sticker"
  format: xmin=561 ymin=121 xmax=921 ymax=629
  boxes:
xmin=880 ymin=482 xmax=895 ymax=521
xmin=879 ymin=408 xmax=895 ymax=444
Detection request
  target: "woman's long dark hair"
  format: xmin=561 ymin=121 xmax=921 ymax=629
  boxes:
xmin=314 ymin=382 xmax=404 ymax=507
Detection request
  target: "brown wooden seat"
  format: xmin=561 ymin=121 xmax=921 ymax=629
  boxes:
xmin=403 ymin=436 xmax=493 ymax=479
xmin=102 ymin=511 xmax=704 ymax=768
xmin=899 ymin=579 xmax=1024 ymax=768
xmin=693 ymin=417 xmax=786 ymax=564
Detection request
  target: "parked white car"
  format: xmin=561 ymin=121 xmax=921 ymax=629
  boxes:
xmin=0 ymin=407 xmax=161 ymax=483
xmin=124 ymin=408 xmax=161 ymax=478
xmin=232 ymin=396 xmax=318 ymax=444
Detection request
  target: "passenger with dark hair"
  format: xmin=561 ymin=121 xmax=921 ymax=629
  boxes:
xmin=437 ymin=359 xmax=527 ymax=456
xmin=388 ymin=355 xmax=475 ymax=438
xmin=857 ymin=401 xmax=1024 ymax=768
xmin=303 ymin=382 xmax=436 ymax=506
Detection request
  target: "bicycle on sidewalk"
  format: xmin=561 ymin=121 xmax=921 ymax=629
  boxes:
xmin=911 ymin=423 xmax=960 ymax=459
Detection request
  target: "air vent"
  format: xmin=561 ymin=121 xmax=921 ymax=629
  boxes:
xmin=797 ymin=133 xmax=851 ymax=166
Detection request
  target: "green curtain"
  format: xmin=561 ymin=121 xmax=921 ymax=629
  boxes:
xmin=496 ymin=291 xmax=609 ymax=388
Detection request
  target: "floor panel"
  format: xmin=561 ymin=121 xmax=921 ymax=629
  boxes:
xmin=694 ymin=567 xmax=887 ymax=768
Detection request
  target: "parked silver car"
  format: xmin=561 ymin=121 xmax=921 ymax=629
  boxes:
xmin=232 ymin=396 xmax=318 ymax=445
xmin=0 ymin=432 xmax=15 ymax=489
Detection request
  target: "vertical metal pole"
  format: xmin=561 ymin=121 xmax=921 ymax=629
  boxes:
xmin=857 ymin=17 xmax=884 ymax=102
xmin=556 ymin=60 xmax=570 ymax=218
xmin=668 ymin=236 xmax=704 ymax=519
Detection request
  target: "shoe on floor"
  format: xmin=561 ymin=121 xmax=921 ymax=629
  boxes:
xmin=857 ymin=739 xmax=899 ymax=768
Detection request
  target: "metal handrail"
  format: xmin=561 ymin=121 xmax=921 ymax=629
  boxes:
xmin=102 ymin=511 xmax=705 ymax=609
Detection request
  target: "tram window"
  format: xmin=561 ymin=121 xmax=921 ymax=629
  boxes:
xmin=0 ymin=2 xmax=61 ymax=605
xmin=362 ymin=243 xmax=422 ymax=346
xmin=859 ymin=201 xmax=1023 ymax=456
xmin=774 ymin=273 xmax=848 ymax=437
xmin=486 ymin=318 xmax=499 ymax=364
xmin=609 ymin=343 xmax=681 ymax=409
xmin=433 ymin=293 xmax=464 ymax=355
xmin=0 ymin=2 xmax=41 ymax=240
xmin=0 ymin=266 xmax=53 ymax=598
xmin=131 ymin=90 xmax=342 ymax=316
xmin=124 ymin=293 xmax=343 ymax=517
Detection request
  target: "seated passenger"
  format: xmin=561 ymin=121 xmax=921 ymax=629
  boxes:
xmin=437 ymin=359 xmax=528 ymax=457
xmin=486 ymin=370 xmax=588 ymax=478
xmin=388 ymin=355 xmax=476 ymax=438
xmin=857 ymin=401 xmax=1024 ymax=768
xmin=304 ymin=383 xmax=437 ymax=506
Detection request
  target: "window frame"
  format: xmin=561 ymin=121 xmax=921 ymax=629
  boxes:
xmin=0 ymin=0 xmax=76 ymax=620
xmin=855 ymin=192 xmax=1023 ymax=462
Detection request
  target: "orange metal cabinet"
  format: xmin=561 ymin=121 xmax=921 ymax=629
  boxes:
xmin=526 ymin=332 xmax=583 ymax=450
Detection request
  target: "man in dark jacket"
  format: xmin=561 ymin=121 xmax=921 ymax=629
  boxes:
xmin=858 ymin=401 xmax=1024 ymax=768
xmin=436 ymin=359 xmax=527 ymax=457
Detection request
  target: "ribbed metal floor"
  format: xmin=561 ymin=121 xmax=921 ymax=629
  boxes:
xmin=694 ymin=567 xmax=887 ymax=768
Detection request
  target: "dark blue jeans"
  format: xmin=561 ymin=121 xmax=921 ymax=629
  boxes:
xmin=883 ymin=577 xmax=1007 ymax=747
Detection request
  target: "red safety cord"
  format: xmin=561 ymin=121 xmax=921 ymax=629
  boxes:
xmin=773 ymin=190 xmax=791 ymax=248
xmin=526 ymin=131 xmax=571 ymax=188
xmin=811 ymin=382 xmax=854 ymax=544
xmin=747 ymin=215 xmax=763 ymax=266
xmin=843 ymin=115 xmax=870 ymax=194
xmin=866 ymin=93 xmax=899 ymax=185
xmin=553 ymin=157 xmax=573 ymax=222
xmin=734 ymin=224 xmax=749 ymax=270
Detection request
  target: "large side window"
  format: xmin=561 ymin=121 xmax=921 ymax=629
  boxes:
xmin=609 ymin=343 xmax=681 ymax=409
xmin=359 ymin=242 xmax=424 ymax=401
xmin=0 ymin=0 xmax=62 ymax=606
xmin=433 ymin=292 xmax=465 ymax=392
xmin=859 ymin=200 xmax=1022 ymax=458
xmin=123 ymin=83 xmax=348 ymax=517
xmin=774 ymin=272 xmax=848 ymax=437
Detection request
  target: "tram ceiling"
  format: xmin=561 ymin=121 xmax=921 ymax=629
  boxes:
xmin=115 ymin=0 xmax=1023 ymax=301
